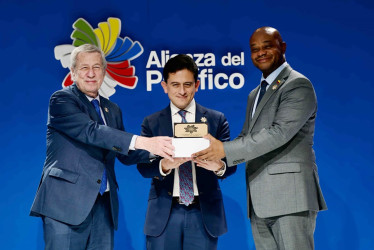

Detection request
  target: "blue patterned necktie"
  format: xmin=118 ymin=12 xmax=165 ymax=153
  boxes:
xmin=91 ymin=99 xmax=107 ymax=195
xmin=256 ymin=80 xmax=268 ymax=108
xmin=177 ymin=110 xmax=194 ymax=205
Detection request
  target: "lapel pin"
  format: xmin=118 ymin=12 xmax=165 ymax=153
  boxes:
xmin=272 ymin=79 xmax=281 ymax=90
xmin=200 ymin=117 xmax=207 ymax=123
xmin=104 ymin=107 xmax=109 ymax=113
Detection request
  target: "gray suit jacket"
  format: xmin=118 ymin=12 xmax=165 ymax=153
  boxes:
xmin=224 ymin=65 xmax=327 ymax=218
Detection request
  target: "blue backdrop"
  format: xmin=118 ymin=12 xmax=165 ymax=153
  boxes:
xmin=1 ymin=0 xmax=373 ymax=249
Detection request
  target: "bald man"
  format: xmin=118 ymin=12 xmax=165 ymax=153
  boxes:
xmin=193 ymin=27 xmax=327 ymax=249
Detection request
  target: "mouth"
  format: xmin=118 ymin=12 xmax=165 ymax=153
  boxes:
xmin=256 ymin=57 xmax=271 ymax=63
xmin=85 ymin=80 xmax=97 ymax=84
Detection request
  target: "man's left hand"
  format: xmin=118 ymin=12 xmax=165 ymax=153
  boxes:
xmin=193 ymin=158 xmax=224 ymax=172
xmin=192 ymin=134 xmax=225 ymax=161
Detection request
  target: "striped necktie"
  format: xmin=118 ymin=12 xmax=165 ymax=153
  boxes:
xmin=177 ymin=110 xmax=194 ymax=205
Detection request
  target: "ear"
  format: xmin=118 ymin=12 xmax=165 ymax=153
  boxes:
xmin=161 ymin=81 xmax=168 ymax=94
xmin=70 ymin=68 xmax=76 ymax=81
xmin=281 ymin=41 xmax=287 ymax=55
xmin=194 ymin=80 xmax=200 ymax=92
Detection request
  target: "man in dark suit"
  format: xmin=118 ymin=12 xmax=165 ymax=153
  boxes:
xmin=30 ymin=44 xmax=174 ymax=250
xmin=137 ymin=54 xmax=236 ymax=250
xmin=193 ymin=27 xmax=327 ymax=249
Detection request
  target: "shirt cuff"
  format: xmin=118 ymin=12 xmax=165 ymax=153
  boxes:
xmin=214 ymin=161 xmax=226 ymax=176
xmin=159 ymin=159 xmax=172 ymax=176
xmin=129 ymin=135 xmax=137 ymax=151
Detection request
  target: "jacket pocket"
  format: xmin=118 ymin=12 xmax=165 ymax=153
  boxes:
xmin=267 ymin=163 xmax=301 ymax=175
xmin=48 ymin=167 xmax=79 ymax=183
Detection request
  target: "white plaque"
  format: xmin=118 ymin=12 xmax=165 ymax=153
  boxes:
xmin=172 ymin=138 xmax=210 ymax=158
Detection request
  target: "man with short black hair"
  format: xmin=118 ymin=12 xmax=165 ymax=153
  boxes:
xmin=138 ymin=54 xmax=236 ymax=250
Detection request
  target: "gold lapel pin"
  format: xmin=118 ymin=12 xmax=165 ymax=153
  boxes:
xmin=200 ymin=117 xmax=207 ymax=123
xmin=104 ymin=107 xmax=109 ymax=113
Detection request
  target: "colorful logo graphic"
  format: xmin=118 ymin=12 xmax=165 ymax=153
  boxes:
xmin=54 ymin=17 xmax=144 ymax=98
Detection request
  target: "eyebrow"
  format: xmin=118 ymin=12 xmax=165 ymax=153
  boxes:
xmin=170 ymin=81 xmax=194 ymax=84
xmin=251 ymin=40 xmax=272 ymax=46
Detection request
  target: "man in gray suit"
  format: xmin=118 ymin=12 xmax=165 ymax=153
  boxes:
xmin=30 ymin=44 xmax=174 ymax=250
xmin=193 ymin=27 xmax=327 ymax=249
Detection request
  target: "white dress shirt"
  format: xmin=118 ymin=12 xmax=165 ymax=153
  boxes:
xmin=157 ymin=99 xmax=199 ymax=197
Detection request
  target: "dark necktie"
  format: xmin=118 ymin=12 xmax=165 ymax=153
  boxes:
xmin=91 ymin=99 xmax=107 ymax=195
xmin=256 ymin=80 xmax=268 ymax=108
xmin=177 ymin=110 xmax=194 ymax=205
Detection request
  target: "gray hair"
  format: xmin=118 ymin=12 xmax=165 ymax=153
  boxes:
xmin=70 ymin=44 xmax=107 ymax=70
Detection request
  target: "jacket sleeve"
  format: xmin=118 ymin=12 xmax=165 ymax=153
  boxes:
xmin=224 ymin=78 xmax=317 ymax=166
xmin=48 ymin=90 xmax=134 ymax=155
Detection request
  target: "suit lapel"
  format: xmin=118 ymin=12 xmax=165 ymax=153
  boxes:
xmin=194 ymin=103 xmax=207 ymax=187
xmin=249 ymin=65 xmax=293 ymax=132
xmin=159 ymin=106 xmax=174 ymax=137
xmin=195 ymin=103 xmax=207 ymax=125
xmin=71 ymin=84 xmax=101 ymax=123
xmin=245 ymin=88 xmax=259 ymax=133
xmin=99 ymin=96 xmax=113 ymax=127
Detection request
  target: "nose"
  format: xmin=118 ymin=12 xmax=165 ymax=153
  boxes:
xmin=257 ymin=49 xmax=266 ymax=58
xmin=179 ymin=85 xmax=186 ymax=95
xmin=87 ymin=68 xmax=96 ymax=77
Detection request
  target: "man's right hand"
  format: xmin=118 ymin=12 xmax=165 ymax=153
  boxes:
xmin=135 ymin=136 xmax=175 ymax=161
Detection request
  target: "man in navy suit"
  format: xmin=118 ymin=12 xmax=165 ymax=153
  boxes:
xmin=30 ymin=44 xmax=174 ymax=250
xmin=137 ymin=54 xmax=237 ymax=250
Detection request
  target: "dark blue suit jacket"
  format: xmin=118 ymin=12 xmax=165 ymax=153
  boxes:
xmin=30 ymin=84 xmax=149 ymax=229
xmin=137 ymin=103 xmax=237 ymax=237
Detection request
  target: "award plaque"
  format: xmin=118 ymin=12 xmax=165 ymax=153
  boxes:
xmin=173 ymin=123 xmax=209 ymax=157
xmin=174 ymin=123 xmax=208 ymax=138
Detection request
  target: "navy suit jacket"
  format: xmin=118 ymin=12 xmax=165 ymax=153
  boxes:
xmin=137 ymin=103 xmax=237 ymax=237
xmin=30 ymin=84 xmax=149 ymax=229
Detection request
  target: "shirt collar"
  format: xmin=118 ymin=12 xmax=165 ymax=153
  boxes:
xmin=170 ymin=99 xmax=196 ymax=116
xmin=261 ymin=62 xmax=288 ymax=84
xmin=85 ymin=95 xmax=100 ymax=103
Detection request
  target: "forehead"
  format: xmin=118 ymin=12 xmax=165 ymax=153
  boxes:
xmin=250 ymin=31 xmax=278 ymax=46
xmin=76 ymin=52 xmax=102 ymax=64
xmin=167 ymin=69 xmax=195 ymax=83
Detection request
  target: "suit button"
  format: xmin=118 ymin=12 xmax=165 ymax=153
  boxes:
xmin=154 ymin=176 xmax=159 ymax=180
xmin=168 ymin=192 xmax=172 ymax=196
xmin=97 ymin=179 xmax=101 ymax=184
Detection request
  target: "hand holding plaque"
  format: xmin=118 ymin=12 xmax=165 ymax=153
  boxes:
xmin=172 ymin=122 xmax=210 ymax=157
